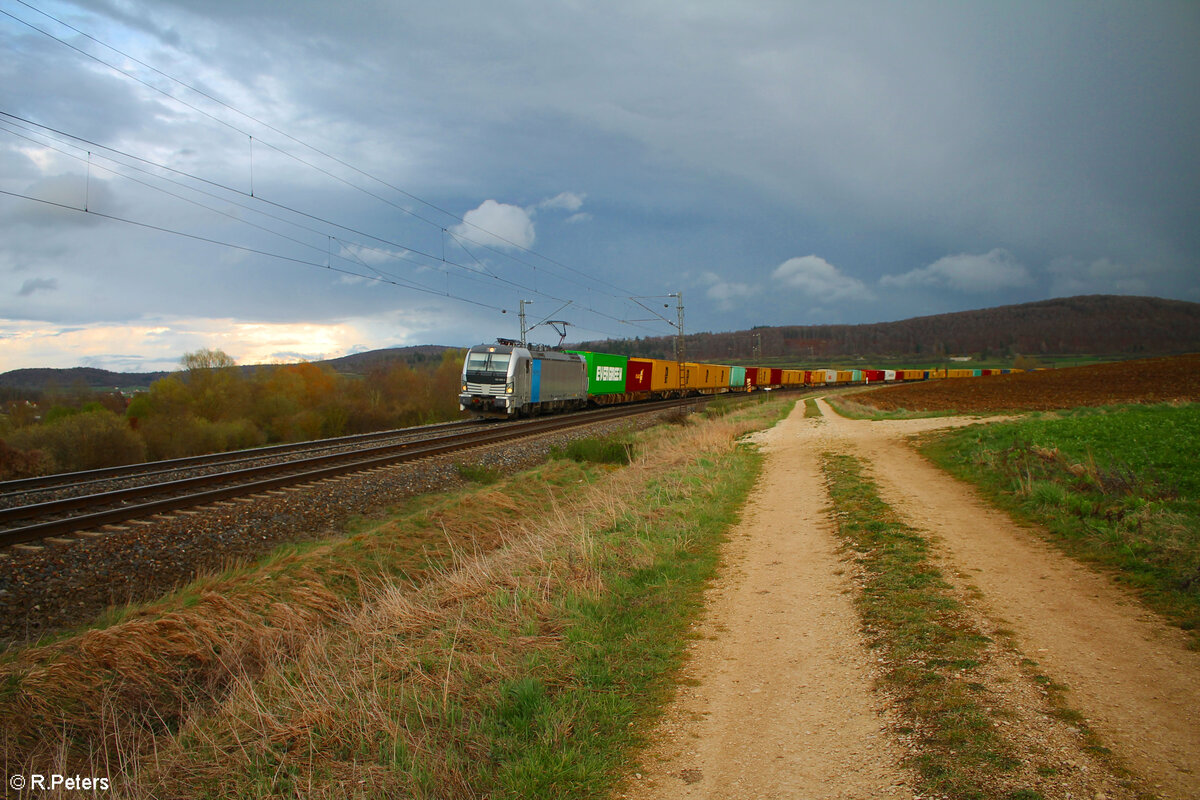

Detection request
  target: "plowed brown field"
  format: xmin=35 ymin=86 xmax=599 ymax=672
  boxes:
xmin=854 ymin=354 xmax=1200 ymax=412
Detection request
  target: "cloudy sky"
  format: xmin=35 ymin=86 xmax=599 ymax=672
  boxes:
xmin=2 ymin=0 xmax=1197 ymax=372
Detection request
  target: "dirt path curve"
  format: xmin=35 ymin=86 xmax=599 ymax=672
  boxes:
xmin=632 ymin=399 xmax=1200 ymax=799
xmin=813 ymin=396 xmax=1200 ymax=799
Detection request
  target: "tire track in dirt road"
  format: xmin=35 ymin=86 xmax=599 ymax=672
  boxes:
xmin=813 ymin=397 xmax=1200 ymax=799
xmin=631 ymin=399 xmax=1200 ymax=799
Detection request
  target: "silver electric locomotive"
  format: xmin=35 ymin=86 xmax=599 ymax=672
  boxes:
xmin=459 ymin=340 xmax=588 ymax=417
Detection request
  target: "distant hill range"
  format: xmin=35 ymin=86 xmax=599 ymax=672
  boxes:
xmin=0 ymin=345 xmax=456 ymax=394
xmin=571 ymin=295 xmax=1200 ymax=363
xmin=3 ymin=296 xmax=1198 ymax=395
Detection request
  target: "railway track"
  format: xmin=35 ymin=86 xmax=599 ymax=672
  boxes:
xmin=0 ymin=399 xmax=701 ymax=550
xmin=0 ymin=419 xmax=483 ymax=502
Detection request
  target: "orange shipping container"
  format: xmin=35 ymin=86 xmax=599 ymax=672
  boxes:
xmin=666 ymin=359 xmax=689 ymax=390
xmin=687 ymin=362 xmax=728 ymax=391
xmin=645 ymin=358 xmax=684 ymax=391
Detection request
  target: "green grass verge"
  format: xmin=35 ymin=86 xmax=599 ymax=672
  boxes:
xmin=482 ymin=453 xmax=760 ymax=796
xmin=822 ymin=452 xmax=1038 ymax=800
xmin=550 ymin=432 xmax=636 ymax=464
xmin=920 ymin=403 xmax=1200 ymax=646
xmin=455 ymin=461 xmax=502 ymax=483
xmin=803 ymin=397 xmax=822 ymax=418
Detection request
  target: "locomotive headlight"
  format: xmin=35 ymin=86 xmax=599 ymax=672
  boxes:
xmin=505 ymin=381 xmax=514 ymax=394
xmin=461 ymin=384 xmax=468 ymax=392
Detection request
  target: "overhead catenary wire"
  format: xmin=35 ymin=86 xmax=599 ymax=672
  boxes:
xmin=1 ymin=2 xmax=682 ymax=346
xmin=0 ymin=187 xmax=512 ymax=313
xmin=3 ymin=0 xmax=647 ymax=302
xmin=0 ymin=113 xmax=664 ymax=338
xmin=0 ymin=117 xmax=454 ymax=299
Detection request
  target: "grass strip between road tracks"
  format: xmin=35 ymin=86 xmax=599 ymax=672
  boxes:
xmin=821 ymin=451 xmax=1154 ymax=800
xmin=822 ymin=451 xmax=1031 ymax=800
xmin=920 ymin=402 xmax=1200 ymax=647
xmin=1 ymin=398 xmax=791 ymax=798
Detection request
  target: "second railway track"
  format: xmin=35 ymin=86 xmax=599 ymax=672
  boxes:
xmin=0 ymin=400 xmax=703 ymax=550
xmin=0 ymin=418 xmax=483 ymax=502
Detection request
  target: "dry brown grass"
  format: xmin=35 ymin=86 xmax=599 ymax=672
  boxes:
xmin=1 ymin=410 xmax=780 ymax=797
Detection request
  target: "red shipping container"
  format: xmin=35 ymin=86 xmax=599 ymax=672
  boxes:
xmin=626 ymin=359 xmax=654 ymax=392
xmin=769 ymin=368 xmax=782 ymax=385
xmin=864 ymin=369 xmax=885 ymax=382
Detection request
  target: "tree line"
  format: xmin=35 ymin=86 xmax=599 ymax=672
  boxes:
xmin=573 ymin=295 xmax=1200 ymax=363
xmin=0 ymin=348 xmax=466 ymax=479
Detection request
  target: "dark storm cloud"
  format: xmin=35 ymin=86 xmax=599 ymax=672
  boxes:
xmin=1 ymin=0 xmax=1197 ymax=370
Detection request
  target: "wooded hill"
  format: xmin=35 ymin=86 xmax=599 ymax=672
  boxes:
xmin=0 ymin=345 xmax=456 ymax=395
xmin=5 ymin=295 xmax=1198 ymax=396
xmin=571 ymin=295 xmax=1200 ymax=363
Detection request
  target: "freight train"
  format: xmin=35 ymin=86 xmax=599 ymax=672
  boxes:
xmin=458 ymin=339 xmax=1019 ymax=418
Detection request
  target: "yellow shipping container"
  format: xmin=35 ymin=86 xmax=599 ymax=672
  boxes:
xmin=688 ymin=363 xmax=728 ymax=391
xmin=647 ymin=358 xmax=684 ymax=391
xmin=680 ymin=362 xmax=699 ymax=391
xmin=836 ymin=370 xmax=854 ymax=383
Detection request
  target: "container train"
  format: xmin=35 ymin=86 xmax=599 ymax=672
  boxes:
xmin=459 ymin=338 xmax=1019 ymax=418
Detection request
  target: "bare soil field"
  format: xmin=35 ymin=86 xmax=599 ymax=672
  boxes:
xmin=856 ymin=354 xmax=1200 ymax=412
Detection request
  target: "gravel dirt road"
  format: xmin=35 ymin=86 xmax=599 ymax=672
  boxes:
xmin=631 ymin=398 xmax=1200 ymax=799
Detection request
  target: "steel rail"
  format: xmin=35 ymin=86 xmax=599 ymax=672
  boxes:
xmin=0 ymin=419 xmax=484 ymax=495
xmin=0 ymin=399 xmax=700 ymax=548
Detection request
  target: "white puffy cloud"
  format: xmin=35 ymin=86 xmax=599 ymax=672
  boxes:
xmin=1048 ymin=256 xmax=1149 ymax=296
xmin=452 ymin=200 xmax=535 ymax=250
xmin=539 ymin=191 xmax=586 ymax=212
xmin=338 ymin=242 xmax=409 ymax=267
xmin=700 ymin=270 xmax=755 ymax=310
xmin=772 ymin=255 xmax=871 ymax=301
xmin=880 ymin=248 xmax=1032 ymax=292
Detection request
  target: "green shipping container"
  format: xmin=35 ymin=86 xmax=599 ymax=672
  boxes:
xmin=567 ymin=351 xmax=629 ymax=395
xmin=730 ymin=366 xmax=747 ymax=388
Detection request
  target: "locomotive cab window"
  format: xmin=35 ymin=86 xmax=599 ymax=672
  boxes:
xmin=466 ymin=352 xmax=510 ymax=373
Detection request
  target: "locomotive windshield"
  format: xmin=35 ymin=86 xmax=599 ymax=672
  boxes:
xmin=466 ymin=351 xmax=511 ymax=374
